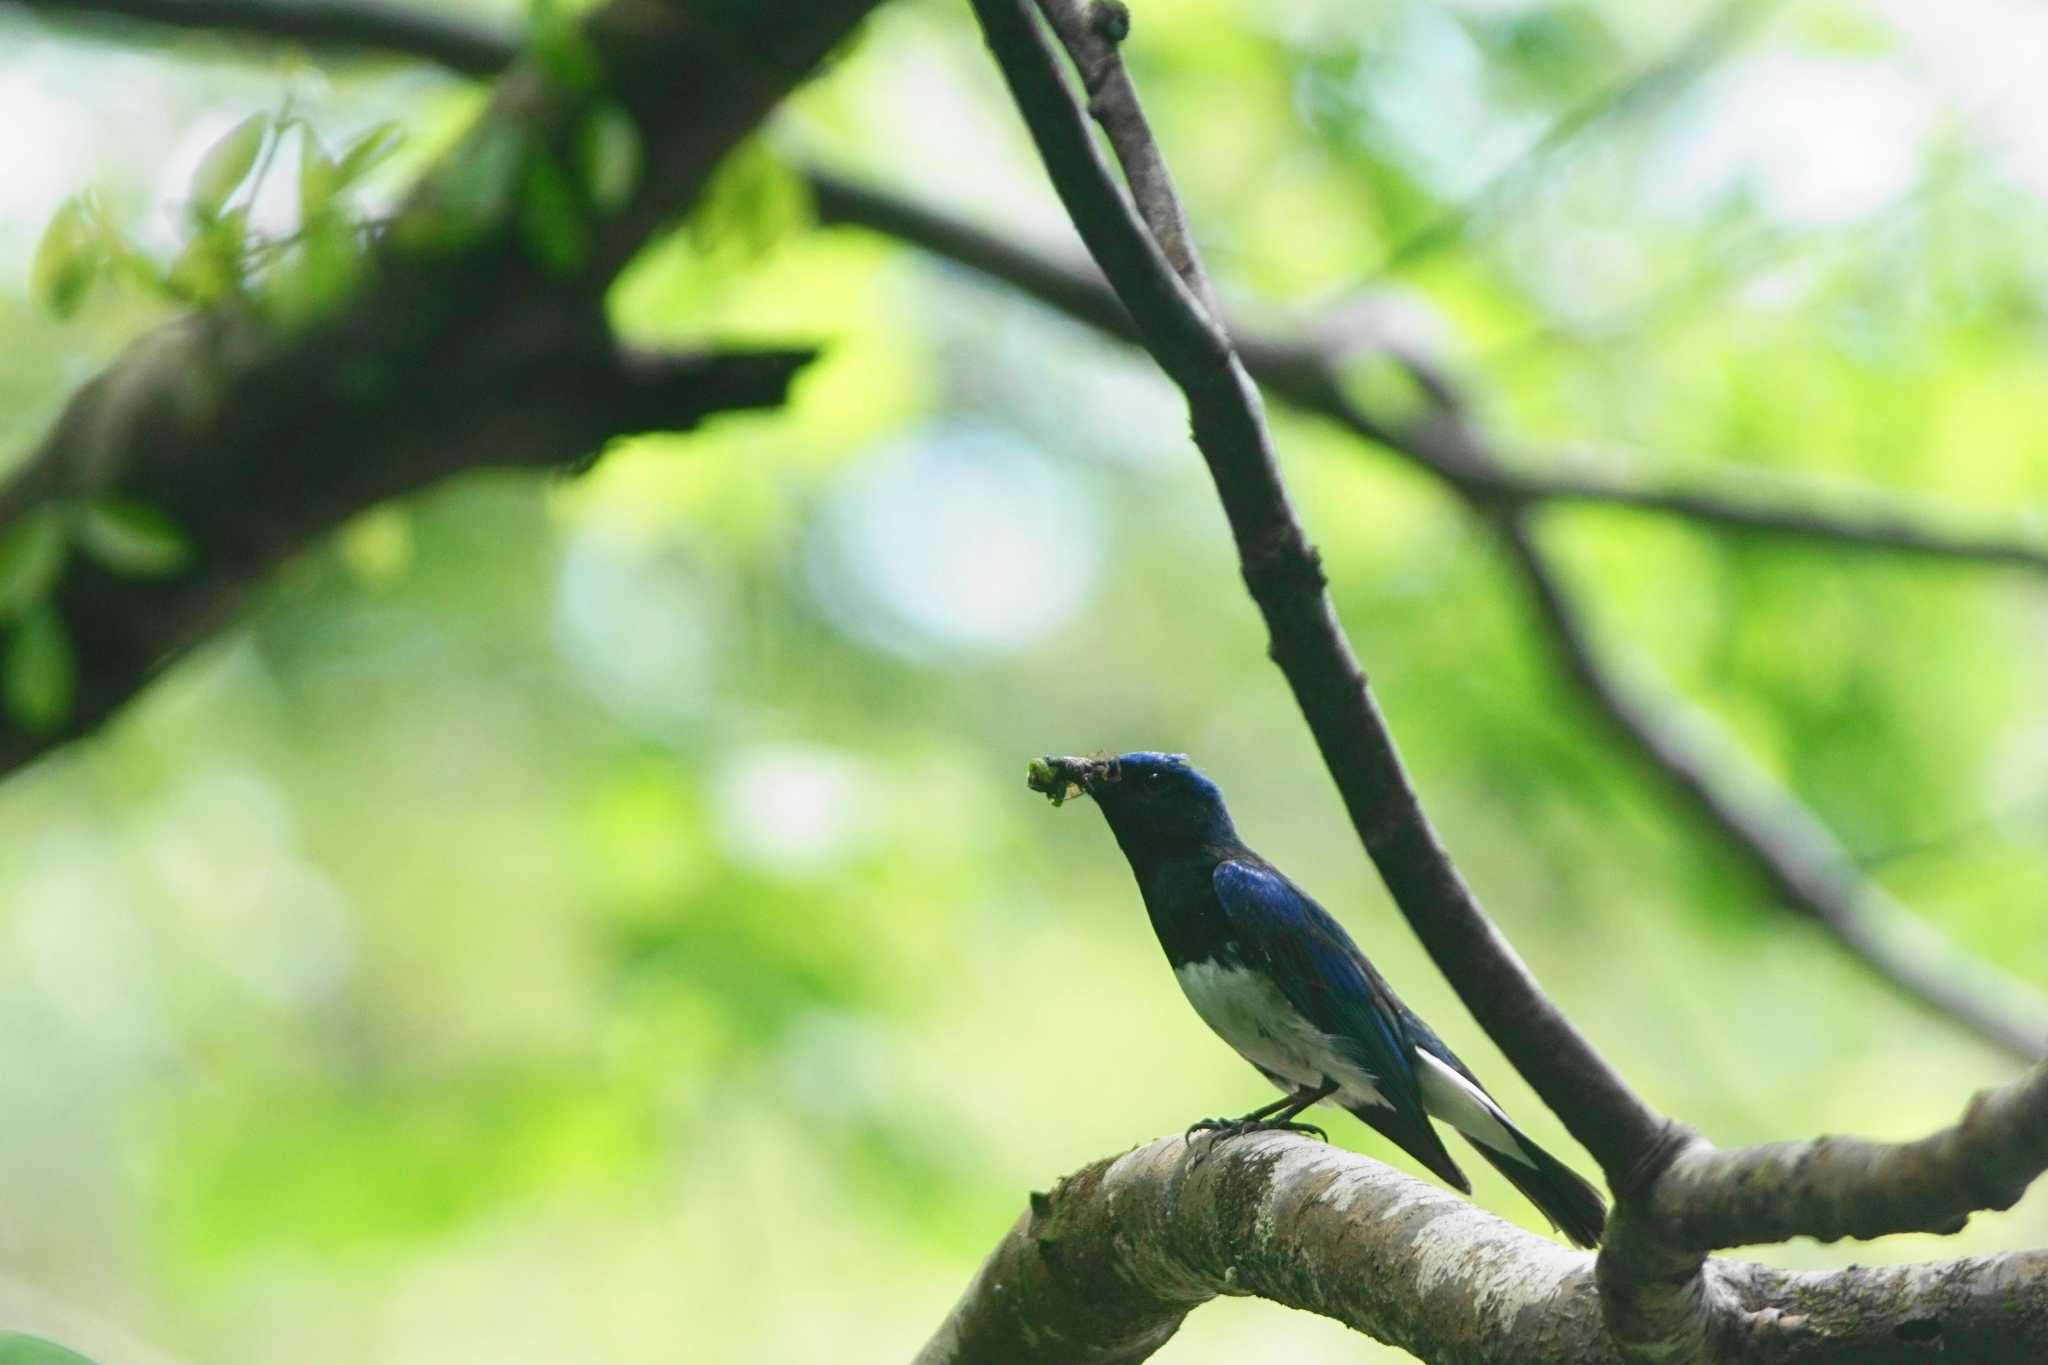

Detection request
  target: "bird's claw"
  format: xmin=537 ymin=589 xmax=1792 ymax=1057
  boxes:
xmin=1271 ymin=1119 xmax=1328 ymax=1142
xmin=1184 ymin=1116 xmax=1330 ymax=1158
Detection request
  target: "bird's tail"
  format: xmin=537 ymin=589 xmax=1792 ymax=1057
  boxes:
xmin=1412 ymin=1048 xmax=1607 ymax=1248
xmin=1463 ymin=1128 xmax=1607 ymax=1249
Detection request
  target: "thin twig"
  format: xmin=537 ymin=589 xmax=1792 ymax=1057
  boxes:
xmin=1502 ymin=466 xmax=2048 ymax=572
xmin=1033 ymin=0 xmax=1216 ymax=316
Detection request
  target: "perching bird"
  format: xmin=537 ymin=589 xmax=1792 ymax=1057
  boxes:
xmin=1028 ymin=750 xmax=1606 ymax=1247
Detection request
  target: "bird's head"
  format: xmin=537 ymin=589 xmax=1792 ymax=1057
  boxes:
xmin=1028 ymin=751 xmax=1237 ymax=850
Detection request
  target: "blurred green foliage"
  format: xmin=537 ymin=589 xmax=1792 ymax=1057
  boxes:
xmin=2 ymin=0 xmax=2048 ymax=1362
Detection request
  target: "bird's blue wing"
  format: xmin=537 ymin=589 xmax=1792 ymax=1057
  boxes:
xmin=1211 ymin=858 xmax=1419 ymax=1107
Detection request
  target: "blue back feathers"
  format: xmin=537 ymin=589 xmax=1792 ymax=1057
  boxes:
xmin=1212 ymin=860 xmax=1420 ymax=1102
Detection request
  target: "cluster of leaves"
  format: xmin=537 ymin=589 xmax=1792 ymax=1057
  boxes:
xmin=398 ymin=102 xmax=640 ymax=276
xmin=14 ymin=110 xmax=407 ymax=737
xmin=398 ymin=88 xmax=641 ymax=271
xmin=0 ymin=499 xmax=190 ymax=734
xmin=31 ymin=110 xmax=402 ymax=326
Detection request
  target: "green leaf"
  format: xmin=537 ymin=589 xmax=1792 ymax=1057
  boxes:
xmin=5 ymin=606 xmax=77 ymax=735
xmin=266 ymin=213 xmax=367 ymax=329
xmin=0 ymin=507 xmax=69 ymax=618
xmin=577 ymin=104 xmax=641 ymax=216
xmin=334 ymin=122 xmax=404 ymax=187
xmin=299 ymin=130 xmax=340 ymax=221
xmin=0 ymin=1334 xmax=102 ymax=1365
xmin=75 ymin=499 xmax=192 ymax=578
xmin=190 ymin=113 xmax=268 ymax=219
xmin=31 ymin=196 xmax=103 ymax=320
xmin=689 ymin=139 xmax=808 ymax=261
xmin=167 ymin=208 xmax=249 ymax=304
xmin=520 ymin=152 xmax=590 ymax=275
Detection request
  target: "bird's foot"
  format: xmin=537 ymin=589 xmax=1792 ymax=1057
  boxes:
xmin=1185 ymin=1116 xmax=1240 ymax=1141
xmin=1185 ymin=1116 xmax=1329 ymax=1152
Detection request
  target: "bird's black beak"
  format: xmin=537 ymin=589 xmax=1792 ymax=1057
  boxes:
xmin=1027 ymin=755 xmax=1113 ymax=806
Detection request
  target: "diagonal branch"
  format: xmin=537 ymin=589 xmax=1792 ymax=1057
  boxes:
xmin=966 ymin=0 xmax=1669 ymax=1184
xmin=1033 ymin=0 xmax=1215 ymax=316
xmin=1497 ymin=511 xmax=2048 ymax=1060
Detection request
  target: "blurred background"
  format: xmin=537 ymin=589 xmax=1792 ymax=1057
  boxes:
xmin=3 ymin=0 xmax=2048 ymax=1360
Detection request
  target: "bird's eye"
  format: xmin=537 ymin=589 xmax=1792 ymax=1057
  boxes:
xmin=1146 ymin=770 xmax=1164 ymax=784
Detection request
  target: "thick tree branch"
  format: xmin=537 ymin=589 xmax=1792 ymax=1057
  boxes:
xmin=965 ymin=0 xmax=1668 ymax=1186
xmin=0 ymin=0 xmax=874 ymax=772
xmin=17 ymin=0 xmax=515 ymax=74
xmin=920 ymin=1132 xmax=2048 ymax=1364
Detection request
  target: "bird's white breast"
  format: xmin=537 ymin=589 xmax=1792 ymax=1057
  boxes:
xmin=1173 ymin=959 xmax=1386 ymax=1109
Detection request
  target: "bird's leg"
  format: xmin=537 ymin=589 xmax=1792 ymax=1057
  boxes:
xmin=1259 ymin=1080 xmax=1338 ymax=1139
xmin=1186 ymin=1079 xmax=1339 ymax=1147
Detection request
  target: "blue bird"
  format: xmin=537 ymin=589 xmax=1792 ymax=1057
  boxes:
xmin=1029 ymin=750 xmax=1606 ymax=1247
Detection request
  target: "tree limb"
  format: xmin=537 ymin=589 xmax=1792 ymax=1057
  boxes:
xmin=1650 ymin=1059 xmax=2048 ymax=1249
xmin=919 ymin=1131 xmax=2048 ymax=1364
